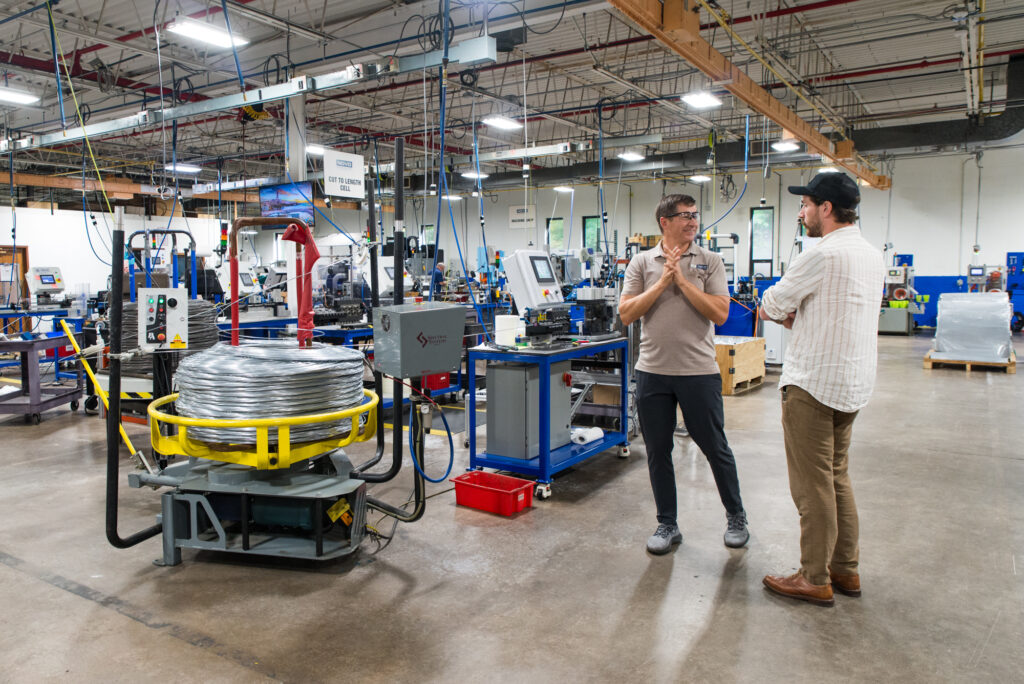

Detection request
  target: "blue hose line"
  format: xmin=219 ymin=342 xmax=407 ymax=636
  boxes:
xmin=564 ymin=186 xmax=575 ymax=253
xmin=440 ymin=169 xmax=493 ymax=343
xmin=703 ymin=116 xmax=750 ymax=231
xmin=6 ymin=149 xmax=16 ymax=307
xmin=81 ymin=193 xmax=111 ymax=266
xmin=428 ymin=65 xmax=447 ymax=302
xmin=406 ymin=401 xmax=455 ymax=483
xmin=220 ymin=0 xmax=245 ymax=92
xmin=472 ymin=123 xmax=492 ymax=281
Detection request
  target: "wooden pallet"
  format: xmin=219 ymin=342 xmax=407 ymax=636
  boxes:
xmin=923 ymin=350 xmax=1017 ymax=374
xmin=724 ymin=374 xmax=766 ymax=395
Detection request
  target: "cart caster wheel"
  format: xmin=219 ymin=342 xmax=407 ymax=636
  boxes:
xmin=70 ymin=400 xmax=80 ymax=412
xmin=618 ymin=445 xmax=630 ymax=459
xmin=27 ymin=413 xmax=41 ymax=425
xmin=535 ymin=484 xmax=552 ymax=500
xmin=463 ymin=439 xmax=470 ymax=448
xmin=85 ymin=396 xmax=99 ymax=414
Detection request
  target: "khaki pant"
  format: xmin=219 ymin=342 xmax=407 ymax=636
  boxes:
xmin=781 ymin=385 xmax=860 ymax=586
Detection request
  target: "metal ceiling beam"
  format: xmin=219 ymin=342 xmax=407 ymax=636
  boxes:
xmin=607 ymin=0 xmax=890 ymax=189
xmin=220 ymin=1 xmax=334 ymax=43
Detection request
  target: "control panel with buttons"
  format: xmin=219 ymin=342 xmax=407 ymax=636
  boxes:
xmin=137 ymin=288 xmax=189 ymax=351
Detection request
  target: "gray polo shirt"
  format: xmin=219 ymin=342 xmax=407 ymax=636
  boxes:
xmin=621 ymin=240 xmax=728 ymax=376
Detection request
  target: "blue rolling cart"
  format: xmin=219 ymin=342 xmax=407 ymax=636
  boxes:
xmin=467 ymin=337 xmax=630 ymax=499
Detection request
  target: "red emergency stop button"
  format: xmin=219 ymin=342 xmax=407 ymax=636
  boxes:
xmin=562 ymin=372 xmax=572 ymax=387
xmin=157 ymin=333 xmax=166 ymax=341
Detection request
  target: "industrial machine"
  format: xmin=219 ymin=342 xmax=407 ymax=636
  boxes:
xmin=137 ymin=288 xmax=188 ymax=351
xmin=1006 ymin=251 xmax=1024 ymax=332
xmin=486 ymin=361 xmax=571 ymax=460
xmin=504 ymin=249 xmax=564 ymax=311
xmin=263 ymin=263 xmax=289 ymax=304
xmin=26 ymin=266 xmax=68 ymax=309
xmin=573 ymin=286 xmax=619 ymax=337
xmin=879 ymin=265 xmax=922 ymax=335
xmin=966 ymin=264 xmax=1005 ymax=293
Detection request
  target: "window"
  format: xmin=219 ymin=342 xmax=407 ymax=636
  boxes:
xmin=583 ymin=215 xmax=601 ymax=250
xmin=422 ymin=224 xmax=435 ymax=247
xmin=546 ymin=217 xmax=565 ymax=251
xmin=749 ymin=207 xmax=775 ymax=277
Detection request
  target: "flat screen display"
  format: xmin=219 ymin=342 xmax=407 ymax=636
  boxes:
xmin=889 ymin=269 xmax=901 ymax=276
xmin=530 ymin=255 xmax=556 ymax=283
xmin=39 ymin=274 xmax=56 ymax=284
xmin=259 ymin=182 xmax=315 ymax=228
xmin=969 ymin=267 xmax=984 ymax=276
xmin=239 ymin=273 xmax=254 ymax=287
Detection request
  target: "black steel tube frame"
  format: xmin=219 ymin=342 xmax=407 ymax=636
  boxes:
xmin=107 ymin=227 xmax=162 ymax=548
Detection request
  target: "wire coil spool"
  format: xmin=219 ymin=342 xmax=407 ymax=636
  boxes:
xmin=175 ymin=341 xmax=366 ymax=446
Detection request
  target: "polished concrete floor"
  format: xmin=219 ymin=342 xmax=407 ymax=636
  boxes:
xmin=0 ymin=333 xmax=1021 ymax=683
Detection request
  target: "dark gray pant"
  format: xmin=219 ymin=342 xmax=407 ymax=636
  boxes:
xmin=636 ymin=370 xmax=744 ymax=526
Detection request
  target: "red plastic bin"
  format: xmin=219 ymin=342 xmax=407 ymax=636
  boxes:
xmin=451 ymin=471 xmax=534 ymax=516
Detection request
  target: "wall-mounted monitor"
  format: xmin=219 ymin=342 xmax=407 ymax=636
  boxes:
xmin=259 ymin=182 xmax=315 ymax=228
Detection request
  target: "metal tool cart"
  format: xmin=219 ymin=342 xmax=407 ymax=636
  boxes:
xmin=467 ymin=337 xmax=629 ymax=499
xmin=0 ymin=332 xmax=85 ymax=424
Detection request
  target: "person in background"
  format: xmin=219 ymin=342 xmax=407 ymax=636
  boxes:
xmin=619 ymin=193 xmax=750 ymax=556
xmin=759 ymin=172 xmax=885 ymax=607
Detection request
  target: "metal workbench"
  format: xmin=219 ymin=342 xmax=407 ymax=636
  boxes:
xmin=467 ymin=336 xmax=629 ymax=498
xmin=0 ymin=332 xmax=85 ymax=424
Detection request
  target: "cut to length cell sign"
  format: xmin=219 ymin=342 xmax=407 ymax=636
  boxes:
xmin=323 ymin=151 xmax=365 ymax=199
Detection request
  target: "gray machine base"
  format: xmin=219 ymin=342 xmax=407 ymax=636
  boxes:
xmin=140 ymin=451 xmax=366 ymax=567
xmin=878 ymin=307 xmax=914 ymax=335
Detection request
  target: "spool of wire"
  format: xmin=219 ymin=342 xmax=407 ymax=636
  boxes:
xmin=175 ymin=341 xmax=366 ymax=446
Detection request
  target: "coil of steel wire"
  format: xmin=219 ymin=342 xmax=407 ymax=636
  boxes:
xmin=174 ymin=340 xmax=367 ymax=446
xmin=115 ymin=299 xmax=221 ymax=375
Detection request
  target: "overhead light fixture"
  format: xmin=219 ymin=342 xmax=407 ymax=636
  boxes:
xmin=522 ymin=163 xmax=530 ymax=178
xmin=441 ymin=194 xmax=462 ymax=201
xmin=553 ymin=186 xmax=574 ymax=193
xmin=771 ymin=140 xmax=800 ymax=152
xmin=0 ymin=86 xmax=40 ymax=105
xmin=482 ymin=115 xmax=523 ymax=131
xmin=461 ymin=170 xmax=489 ymax=179
xmin=818 ymin=166 xmax=840 ymax=173
xmin=164 ymin=163 xmax=202 ymax=174
xmin=689 ymin=175 xmax=712 ymax=183
xmin=166 ymin=18 xmax=249 ymax=48
xmin=306 ymin=145 xmax=326 ymax=156
xmin=471 ymin=190 xmax=480 ymax=197
xmin=681 ymin=91 xmax=722 ymax=109
xmin=239 ymin=228 xmax=259 ymax=235
xmin=617 ymin=151 xmax=645 ymax=162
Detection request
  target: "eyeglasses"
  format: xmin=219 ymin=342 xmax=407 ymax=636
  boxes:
xmin=665 ymin=211 xmax=700 ymax=221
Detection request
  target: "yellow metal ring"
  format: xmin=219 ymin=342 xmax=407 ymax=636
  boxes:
xmin=148 ymin=389 xmax=379 ymax=470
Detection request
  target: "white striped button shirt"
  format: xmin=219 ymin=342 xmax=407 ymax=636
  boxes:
xmin=760 ymin=225 xmax=885 ymax=412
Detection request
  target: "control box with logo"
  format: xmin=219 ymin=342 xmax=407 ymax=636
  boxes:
xmin=372 ymin=302 xmax=464 ymax=378
xmin=137 ymin=288 xmax=188 ymax=351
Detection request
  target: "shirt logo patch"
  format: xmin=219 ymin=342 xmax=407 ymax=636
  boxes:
xmin=693 ymin=263 xmax=708 ymax=271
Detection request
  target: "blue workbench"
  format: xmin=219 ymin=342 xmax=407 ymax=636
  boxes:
xmin=467 ymin=337 xmax=629 ymax=498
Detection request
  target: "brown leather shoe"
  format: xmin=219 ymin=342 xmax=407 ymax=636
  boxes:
xmin=830 ymin=572 xmax=861 ymax=597
xmin=763 ymin=572 xmax=834 ymax=606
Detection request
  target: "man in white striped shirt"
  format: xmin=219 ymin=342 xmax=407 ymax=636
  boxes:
xmin=758 ymin=172 xmax=885 ymax=607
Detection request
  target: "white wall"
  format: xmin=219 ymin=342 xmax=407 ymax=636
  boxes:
xmin=0 ymin=207 xmax=222 ymax=293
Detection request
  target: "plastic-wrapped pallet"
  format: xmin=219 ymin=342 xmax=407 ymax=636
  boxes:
xmin=931 ymin=293 xmax=1012 ymax=363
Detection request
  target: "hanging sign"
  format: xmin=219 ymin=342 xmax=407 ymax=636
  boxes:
xmin=323 ymin=151 xmax=365 ymax=199
xmin=509 ymin=204 xmax=537 ymax=230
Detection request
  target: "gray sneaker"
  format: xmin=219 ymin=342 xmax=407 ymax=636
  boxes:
xmin=646 ymin=523 xmax=683 ymax=555
xmin=724 ymin=511 xmax=750 ymax=548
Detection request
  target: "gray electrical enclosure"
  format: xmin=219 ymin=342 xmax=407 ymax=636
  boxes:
xmin=486 ymin=361 xmax=572 ymax=460
xmin=372 ymin=302 xmax=465 ymax=378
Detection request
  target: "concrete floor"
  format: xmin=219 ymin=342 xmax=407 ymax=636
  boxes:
xmin=0 ymin=333 xmax=1021 ymax=683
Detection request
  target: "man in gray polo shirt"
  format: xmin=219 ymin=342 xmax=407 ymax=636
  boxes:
xmin=620 ymin=193 xmax=749 ymax=554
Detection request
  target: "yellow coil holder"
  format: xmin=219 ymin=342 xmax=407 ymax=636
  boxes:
xmin=148 ymin=389 xmax=379 ymax=470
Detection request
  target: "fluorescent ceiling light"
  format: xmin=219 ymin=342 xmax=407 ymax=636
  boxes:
xmin=166 ymin=19 xmax=248 ymax=48
xmin=165 ymin=163 xmax=202 ymax=174
xmin=771 ymin=140 xmax=800 ymax=152
xmin=689 ymin=175 xmax=712 ymax=183
xmin=239 ymin=229 xmax=259 ymax=235
xmin=461 ymin=170 xmax=489 ymax=179
xmin=553 ymin=186 xmax=574 ymax=193
xmin=617 ymin=151 xmax=645 ymax=162
xmin=441 ymin=194 xmax=462 ymax=201
xmin=0 ymin=86 xmax=40 ymax=105
xmin=681 ymin=91 xmax=722 ymax=109
xmin=818 ymin=166 xmax=840 ymax=173
xmin=482 ymin=115 xmax=523 ymax=130
xmin=306 ymin=145 xmax=326 ymax=156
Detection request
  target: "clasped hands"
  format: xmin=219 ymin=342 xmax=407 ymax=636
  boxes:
xmin=658 ymin=244 xmax=690 ymax=291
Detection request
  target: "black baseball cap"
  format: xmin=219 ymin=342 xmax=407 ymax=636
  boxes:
xmin=788 ymin=172 xmax=860 ymax=209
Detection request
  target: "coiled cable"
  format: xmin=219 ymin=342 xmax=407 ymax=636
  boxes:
xmin=174 ymin=341 xmax=366 ymax=446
